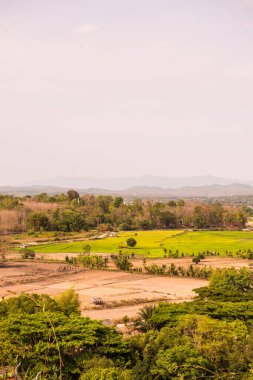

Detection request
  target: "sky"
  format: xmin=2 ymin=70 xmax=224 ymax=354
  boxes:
xmin=0 ymin=0 xmax=253 ymax=185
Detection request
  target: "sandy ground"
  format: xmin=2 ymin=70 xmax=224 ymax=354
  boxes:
xmin=0 ymin=262 xmax=208 ymax=321
xmin=133 ymin=256 xmax=253 ymax=269
xmin=9 ymin=250 xmax=253 ymax=269
xmin=10 ymin=251 xmax=252 ymax=270
xmin=1 ymin=256 xmax=252 ymax=321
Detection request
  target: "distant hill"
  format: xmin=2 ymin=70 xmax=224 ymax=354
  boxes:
xmin=0 ymin=185 xmax=114 ymax=196
xmin=19 ymin=175 xmax=253 ymax=190
xmin=1 ymin=183 xmax=253 ymax=198
xmin=121 ymin=184 xmax=253 ymax=197
xmin=0 ymin=185 xmax=68 ymax=196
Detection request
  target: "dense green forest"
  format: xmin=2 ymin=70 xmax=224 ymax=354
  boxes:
xmin=2 ymin=268 xmax=253 ymax=379
xmin=0 ymin=191 xmax=248 ymax=234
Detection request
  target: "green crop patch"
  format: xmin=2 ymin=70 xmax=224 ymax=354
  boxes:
xmin=31 ymin=230 xmax=253 ymax=258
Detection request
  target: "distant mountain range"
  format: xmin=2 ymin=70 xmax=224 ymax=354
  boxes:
xmin=19 ymin=175 xmax=253 ymax=190
xmin=1 ymin=182 xmax=253 ymax=198
xmin=120 ymin=184 xmax=253 ymax=197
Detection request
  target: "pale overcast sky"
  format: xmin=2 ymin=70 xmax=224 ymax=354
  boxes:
xmin=0 ymin=0 xmax=253 ymax=185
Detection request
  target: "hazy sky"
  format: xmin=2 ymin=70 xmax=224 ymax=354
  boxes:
xmin=1 ymin=0 xmax=253 ymax=185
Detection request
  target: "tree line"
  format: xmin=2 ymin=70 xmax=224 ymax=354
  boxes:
xmin=0 ymin=191 xmax=248 ymax=233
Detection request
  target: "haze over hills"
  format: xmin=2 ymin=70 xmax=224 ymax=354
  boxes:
xmin=2 ymin=182 xmax=253 ymax=198
xmin=121 ymin=184 xmax=253 ymax=197
xmin=20 ymin=175 xmax=253 ymax=190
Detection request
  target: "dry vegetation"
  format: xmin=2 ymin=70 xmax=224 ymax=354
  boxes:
xmin=0 ymin=209 xmax=27 ymax=233
xmin=22 ymin=199 xmax=59 ymax=212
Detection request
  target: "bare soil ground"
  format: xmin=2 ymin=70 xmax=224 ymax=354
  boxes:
xmin=132 ymin=256 xmax=253 ymax=269
xmin=0 ymin=262 xmax=207 ymax=320
xmin=0 ymin=256 xmax=251 ymax=321
xmin=9 ymin=251 xmax=253 ymax=269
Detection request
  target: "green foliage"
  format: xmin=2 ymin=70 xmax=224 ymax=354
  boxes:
xmin=3 ymin=275 xmax=253 ymax=379
xmin=195 ymin=267 xmax=253 ymax=301
xmin=70 ymin=198 xmax=79 ymax=208
xmin=0 ymin=192 xmax=249 ymax=235
xmin=67 ymin=190 xmax=80 ymax=201
xmin=20 ymin=247 xmax=35 ymax=259
xmin=96 ymin=196 xmax=113 ymax=214
xmin=145 ymin=263 xmax=212 ymax=279
xmin=55 ymin=288 xmax=81 ymax=316
xmin=159 ymin=211 xmax=177 ymax=228
xmin=192 ymin=256 xmax=200 ymax=264
xmin=56 ymin=210 xmax=87 ymax=232
xmin=0 ymin=292 xmax=129 ymax=379
xmin=135 ymin=304 xmax=157 ymax=331
xmin=114 ymin=197 xmax=124 ymax=208
xmin=28 ymin=212 xmax=51 ymax=231
xmin=145 ymin=299 xmax=253 ymax=330
xmin=0 ymin=312 xmax=129 ymax=379
xmin=119 ymin=222 xmax=133 ymax=231
xmin=126 ymin=238 xmax=137 ymax=248
xmin=144 ymin=263 xmax=167 ymax=275
xmin=76 ymin=254 xmax=109 ymax=269
xmin=0 ymin=196 xmax=20 ymax=209
xmin=209 ymin=267 xmax=253 ymax=292
xmin=131 ymin=315 xmax=253 ymax=379
xmin=34 ymin=192 xmax=68 ymax=203
xmin=0 ymin=293 xmax=58 ymax=317
xmin=80 ymin=367 xmax=132 ymax=380
xmin=177 ymin=199 xmax=185 ymax=207
xmin=83 ymin=244 xmax=91 ymax=254
xmin=111 ymin=254 xmax=133 ymax=271
xmin=193 ymin=203 xmax=225 ymax=229
xmin=80 ymin=356 xmax=132 ymax=379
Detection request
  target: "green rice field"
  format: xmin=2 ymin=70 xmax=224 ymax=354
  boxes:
xmin=32 ymin=230 xmax=253 ymax=258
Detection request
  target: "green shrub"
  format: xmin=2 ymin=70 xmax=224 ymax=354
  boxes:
xmin=20 ymin=248 xmax=35 ymax=259
xmin=126 ymin=238 xmax=137 ymax=247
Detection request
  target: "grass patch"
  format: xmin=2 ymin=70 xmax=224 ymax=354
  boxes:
xmin=31 ymin=230 xmax=253 ymax=258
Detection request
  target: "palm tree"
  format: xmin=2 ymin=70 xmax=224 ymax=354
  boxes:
xmin=135 ymin=304 xmax=156 ymax=331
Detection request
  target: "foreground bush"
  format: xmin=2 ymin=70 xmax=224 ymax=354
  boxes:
xmin=0 ymin=309 xmax=129 ymax=379
xmin=80 ymin=367 xmax=132 ymax=380
xmin=130 ymin=315 xmax=253 ymax=379
xmin=2 ymin=267 xmax=253 ymax=379
xmin=195 ymin=267 xmax=253 ymax=301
